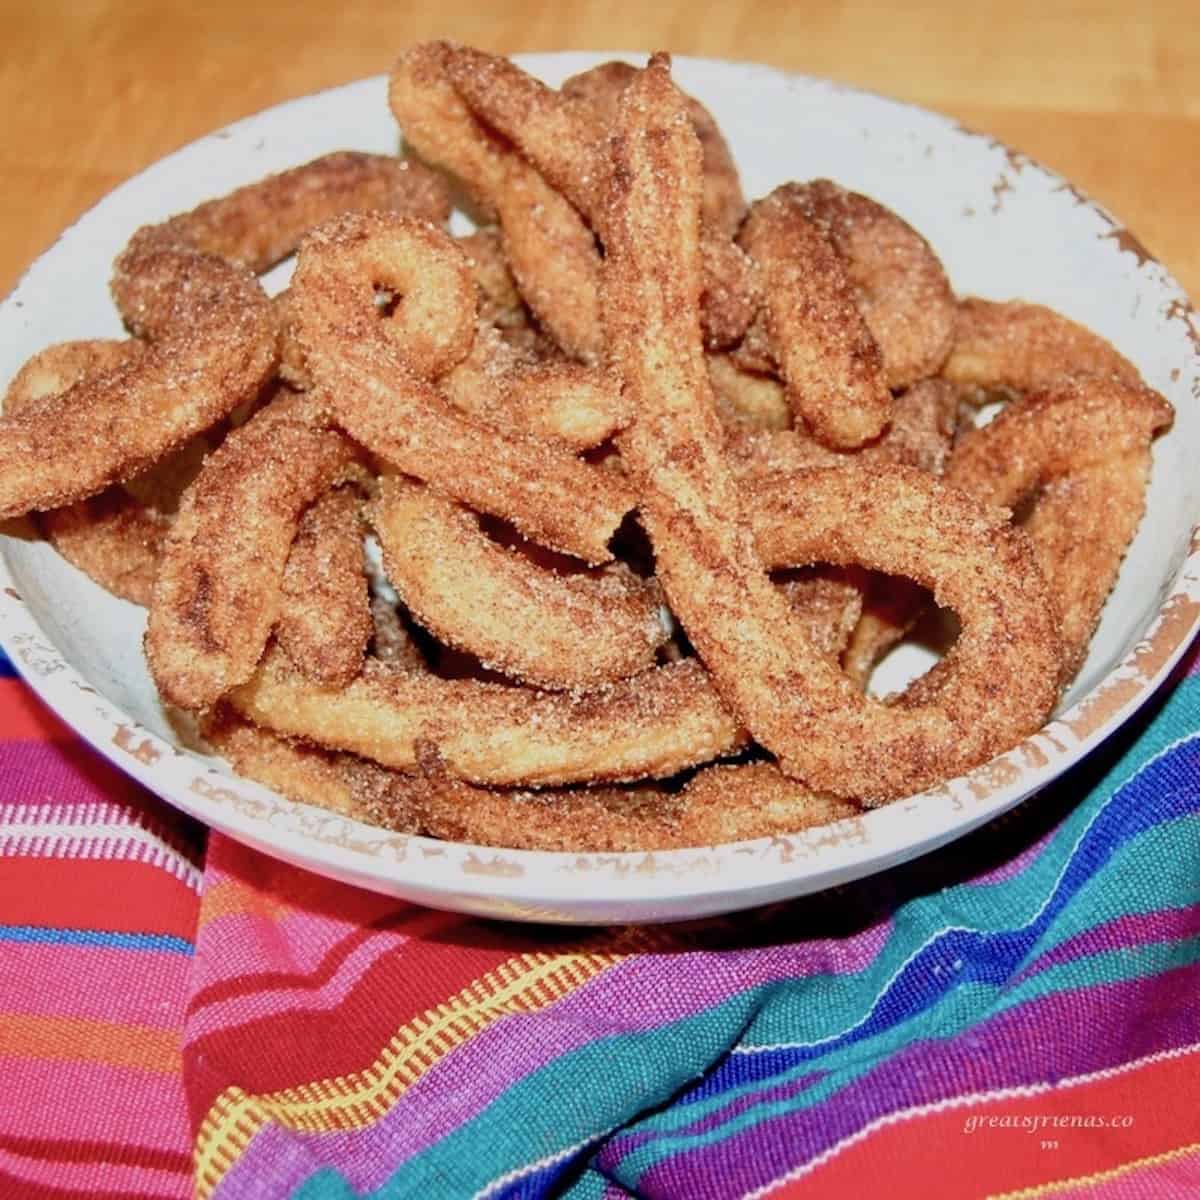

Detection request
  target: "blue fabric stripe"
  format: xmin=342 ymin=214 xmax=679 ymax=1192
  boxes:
xmin=0 ymin=649 xmax=14 ymax=677
xmin=0 ymin=924 xmax=194 ymax=954
xmin=489 ymin=1154 xmax=593 ymax=1200
xmin=628 ymin=734 xmax=1200 ymax=1119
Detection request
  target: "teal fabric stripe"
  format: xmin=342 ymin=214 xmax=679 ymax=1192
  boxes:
xmin=1034 ymin=812 xmax=1200 ymax=948
xmin=736 ymin=707 xmax=1200 ymax=1054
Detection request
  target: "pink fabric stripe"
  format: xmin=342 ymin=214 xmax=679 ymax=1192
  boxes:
xmin=0 ymin=1145 xmax=187 ymax=1199
xmin=0 ymin=944 xmax=191 ymax=1028
xmin=188 ymin=911 xmax=349 ymax=991
xmin=0 ymin=1056 xmax=190 ymax=1147
xmin=186 ymin=906 xmax=462 ymax=1024
xmin=188 ymin=916 xmax=416 ymax=1033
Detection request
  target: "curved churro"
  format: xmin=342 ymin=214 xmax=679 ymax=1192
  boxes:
xmin=604 ymin=59 xmax=866 ymax=789
xmin=0 ymin=247 xmax=274 ymax=521
xmin=201 ymin=706 xmax=421 ymax=830
xmin=3 ymin=338 xmax=142 ymax=413
xmin=411 ymin=756 xmax=859 ymax=852
xmin=0 ymin=150 xmax=451 ymax=524
xmin=388 ymin=41 xmax=605 ymax=360
xmin=277 ymin=485 xmax=371 ymax=688
xmin=124 ymin=150 xmax=452 ymax=276
xmin=786 ymin=179 xmax=956 ymax=389
xmin=295 ymin=208 xmax=478 ymax=379
xmin=946 ymin=377 xmax=1172 ymax=680
xmin=289 ymin=211 xmax=633 ymax=562
xmin=942 ymin=297 xmax=1144 ymax=398
xmin=746 ymin=465 xmax=1063 ymax=799
xmin=738 ymin=183 xmax=891 ymax=447
xmin=36 ymin=493 xmax=168 ymax=607
xmin=444 ymin=44 xmax=758 ymax=348
xmin=228 ymin=643 xmax=743 ymax=786
xmin=603 ymin=61 xmax=1060 ymax=802
xmin=146 ymin=397 xmax=360 ymax=711
xmin=4 ymin=340 xmax=162 ymax=603
xmin=369 ymin=476 xmax=666 ymax=689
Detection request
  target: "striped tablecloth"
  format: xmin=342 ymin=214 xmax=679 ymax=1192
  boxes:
xmin=2 ymin=640 xmax=1198 ymax=1199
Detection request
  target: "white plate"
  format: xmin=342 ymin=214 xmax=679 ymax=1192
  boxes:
xmin=2 ymin=55 xmax=1198 ymax=923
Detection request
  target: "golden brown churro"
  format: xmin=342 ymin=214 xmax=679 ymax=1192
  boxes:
xmin=276 ymin=485 xmax=372 ymax=688
xmin=947 ymin=378 xmax=1172 ymax=680
xmin=943 ymin=297 xmax=1144 ymax=398
xmin=228 ymin=644 xmax=743 ymax=787
xmin=602 ymin=60 xmax=1061 ymax=802
xmin=787 ymin=179 xmax=956 ymax=389
xmin=738 ymin=183 xmax=891 ymax=448
xmin=369 ymin=476 xmax=666 ymax=690
xmin=145 ymin=397 xmax=360 ymax=710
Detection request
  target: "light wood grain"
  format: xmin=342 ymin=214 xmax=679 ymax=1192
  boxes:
xmin=1 ymin=1 xmax=1195 ymax=299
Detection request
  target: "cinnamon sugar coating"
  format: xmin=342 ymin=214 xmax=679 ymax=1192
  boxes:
xmin=277 ymin=485 xmax=372 ymax=688
xmin=370 ymin=476 xmax=666 ymax=690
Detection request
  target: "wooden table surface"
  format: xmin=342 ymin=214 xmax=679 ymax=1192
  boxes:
xmin=1 ymin=1 xmax=1196 ymax=300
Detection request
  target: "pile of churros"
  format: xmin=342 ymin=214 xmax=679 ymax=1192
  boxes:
xmin=0 ymin=45 xmax=1173 ymax=852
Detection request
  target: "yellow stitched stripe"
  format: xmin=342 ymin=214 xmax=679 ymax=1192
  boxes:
xmin=986 ymin=1139 xmax=1200 ymax=1199
xmin=193 ymin=946 xmax=625 ymax=1199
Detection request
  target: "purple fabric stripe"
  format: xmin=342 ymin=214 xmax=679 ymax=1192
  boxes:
xmin=0 ymin=740 xmax=137 ymax=804
xmin=1013 ymin=905 xmax=1200 ymax=984
xmin=215 ymin=921 xmax=892 ymax=1198
xmin=0 ymin=741 xmax=203 ymax=864
xmin=627 ymin=959 xmax=1200 ymax=1197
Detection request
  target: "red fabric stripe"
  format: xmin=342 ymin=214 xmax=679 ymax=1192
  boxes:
xmin=0 ymin=1132 xmax=190 ymax=1174
xmin=187 ymin=933 xmax=516 ymax=1078
xmin=0 ymin=858 xmax=197 ymax=942
xmin=773 ymin=1044 xmax=1199 ymax=1200
xmin=0 ymin=678 xmax=72 ymax=741
xmin=182 ymin=923 xmax=566 ymax=1127
xmin=0 ymin=1168 xmax=180 ymax=1200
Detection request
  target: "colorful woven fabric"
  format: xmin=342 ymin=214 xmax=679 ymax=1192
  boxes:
xmin=2 ymin=640 xmax=1198 ymax=1199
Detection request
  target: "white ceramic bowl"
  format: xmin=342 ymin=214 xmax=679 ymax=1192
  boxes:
xmin=2 ymin=55 xmax=1198 ymax=923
